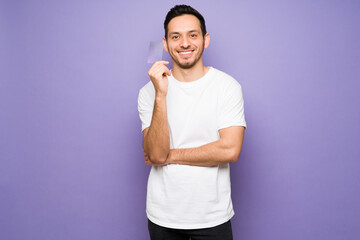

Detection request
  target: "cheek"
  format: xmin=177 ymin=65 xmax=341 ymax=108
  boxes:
xmin=194 ymin=39 xmax=204 ymax=47
xmin=168 ymin=43 xmax=176 ymax=51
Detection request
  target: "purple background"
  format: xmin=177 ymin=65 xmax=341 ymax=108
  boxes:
xmin=1 ymin=0 xmax=359 ymax=239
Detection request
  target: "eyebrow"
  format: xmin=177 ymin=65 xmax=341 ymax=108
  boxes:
xmin=169 ymin=30 xmax=200 ymax=35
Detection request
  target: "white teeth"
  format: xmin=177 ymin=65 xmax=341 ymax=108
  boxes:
xmin=179 ymin=51 xmax=192 ymax=55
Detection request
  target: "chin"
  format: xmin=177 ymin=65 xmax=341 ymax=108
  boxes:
xmin=179 ymin=57 xmax=198 ymax=66
xmin=179 ymin=64 xmax=195 ymax=69
xmin=175 ymin=59 xmax=195 ymax=69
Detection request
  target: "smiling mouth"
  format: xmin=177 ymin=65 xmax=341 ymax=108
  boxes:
xmin=178 ymin=50 xmax=194 ymax=56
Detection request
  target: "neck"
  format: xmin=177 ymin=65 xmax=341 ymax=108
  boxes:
xmin=171 ymin=59 xmax=210 ymax=82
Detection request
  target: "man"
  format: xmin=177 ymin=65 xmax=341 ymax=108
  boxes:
xmin=138 ymin=5 xmax=246 ymax=240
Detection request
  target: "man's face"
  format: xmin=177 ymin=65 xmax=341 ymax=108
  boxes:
xmin=163 ymin=14 xmax=210 ymax=69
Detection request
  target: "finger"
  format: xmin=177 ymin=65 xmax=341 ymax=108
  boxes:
xmin=149 ymin=61 xmax=169 ymax=72
xmin=144 ymin=153 xmax=151 ymax=162
xmin=155 ymin=65 xmax=170 ymax=76
xmin=152 ymin=65 xmax=170 ymax=79
xmin=153 ymin=60 xmax=169 ymax=66
xmin=163 ymin=66 xmax=171 ymax=76
xmin=150 ymin=64 xmax=166 ymax=76
xmin=149 ymin=65 xmax=167 ymax=80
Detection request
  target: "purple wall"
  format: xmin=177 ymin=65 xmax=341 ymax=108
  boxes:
xmin=1 ymin=0 xmax=359 ymax=239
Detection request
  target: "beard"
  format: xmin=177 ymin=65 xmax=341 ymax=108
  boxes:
xmin=169 ymin=43 xmax=205 ymax=69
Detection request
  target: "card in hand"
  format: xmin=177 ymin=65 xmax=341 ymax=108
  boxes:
xmin=147 ymin=41 xmax=163 ymax=64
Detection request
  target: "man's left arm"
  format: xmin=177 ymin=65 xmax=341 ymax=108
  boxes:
xmin=167 ymin=126 xmax=245 ymax=167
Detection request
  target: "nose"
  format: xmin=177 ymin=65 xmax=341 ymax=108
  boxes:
xmin=180 ymin=37 xmax=190 ymax=48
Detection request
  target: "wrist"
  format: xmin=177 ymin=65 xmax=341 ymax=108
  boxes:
xmin=155 ymin=92 xmax=167 ymax=101
xmin=167 ymin=149 xmax=176 ymax=164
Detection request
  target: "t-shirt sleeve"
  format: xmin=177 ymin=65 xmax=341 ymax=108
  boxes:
xmin=218 ymin=79 xmax=247 ymax=130
xmin=138 ymin=84 xmax=155 ymax=132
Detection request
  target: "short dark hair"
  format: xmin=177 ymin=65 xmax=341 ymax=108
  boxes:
xmin=164 ymin=5 xmax=207 ymax=40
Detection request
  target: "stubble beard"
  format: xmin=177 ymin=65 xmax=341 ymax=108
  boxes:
xmin=170 ymin=43 xmax=205 ymax=69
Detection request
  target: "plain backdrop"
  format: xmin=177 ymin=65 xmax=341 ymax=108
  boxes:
xmin=1 ymin=0 xmax=359 ymax=239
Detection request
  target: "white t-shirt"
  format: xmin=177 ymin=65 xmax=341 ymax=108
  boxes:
xmin=138 ymin=67 xmax=246 ymax=229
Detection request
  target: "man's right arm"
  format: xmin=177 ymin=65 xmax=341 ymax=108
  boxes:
xmin=142 ymin=61 xmax=171 ymax=164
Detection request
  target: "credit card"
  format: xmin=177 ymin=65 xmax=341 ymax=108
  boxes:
xmin=147 ymin=41 xmax=163 ymax=64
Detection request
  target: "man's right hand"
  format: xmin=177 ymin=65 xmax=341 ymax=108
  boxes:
xmin=148 ymin=61 xmax=171 ymax=97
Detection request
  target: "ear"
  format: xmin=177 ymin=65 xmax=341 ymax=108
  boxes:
xmin=204 ymin=33 xmax=210 ymax=49
xmin=163 ymin=37 xmax=169 ymax=52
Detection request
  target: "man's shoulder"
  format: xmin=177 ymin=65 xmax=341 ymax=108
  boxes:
xmin=139 ymin=81 xmax=155 ymax=95
xmin=138 ymin=81 xmax=155 ymax=106
xmin=211 ymin=67 xmax=241 ymax=88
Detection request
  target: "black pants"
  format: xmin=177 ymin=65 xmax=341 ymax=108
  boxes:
xmin=148 ymin=219 xmax=233 ymax=240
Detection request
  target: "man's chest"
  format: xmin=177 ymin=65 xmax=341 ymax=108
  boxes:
xmin=166 ymin=86 xmax=221 ymax=148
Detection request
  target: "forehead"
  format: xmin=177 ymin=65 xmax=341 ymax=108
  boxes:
xmin=167 ymin=14 xmax=201 ymax=34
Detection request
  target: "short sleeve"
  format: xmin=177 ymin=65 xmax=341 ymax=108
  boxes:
xmin=217 ymin=80 xmax=247 ymax=130
xmin=138 ymin=83 xmax=155 ymax=132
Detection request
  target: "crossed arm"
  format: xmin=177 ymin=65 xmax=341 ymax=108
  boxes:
xmin=143 ymin=125 xmax=245 ymax=167
xmin=142 ymin=60 xmax=245 ymax=167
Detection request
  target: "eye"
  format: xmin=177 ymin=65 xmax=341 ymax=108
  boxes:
xmin=190 ymin=34 xmax=198 ymax=38
xmin=172 ymin=35 xmax=179 ymax=40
